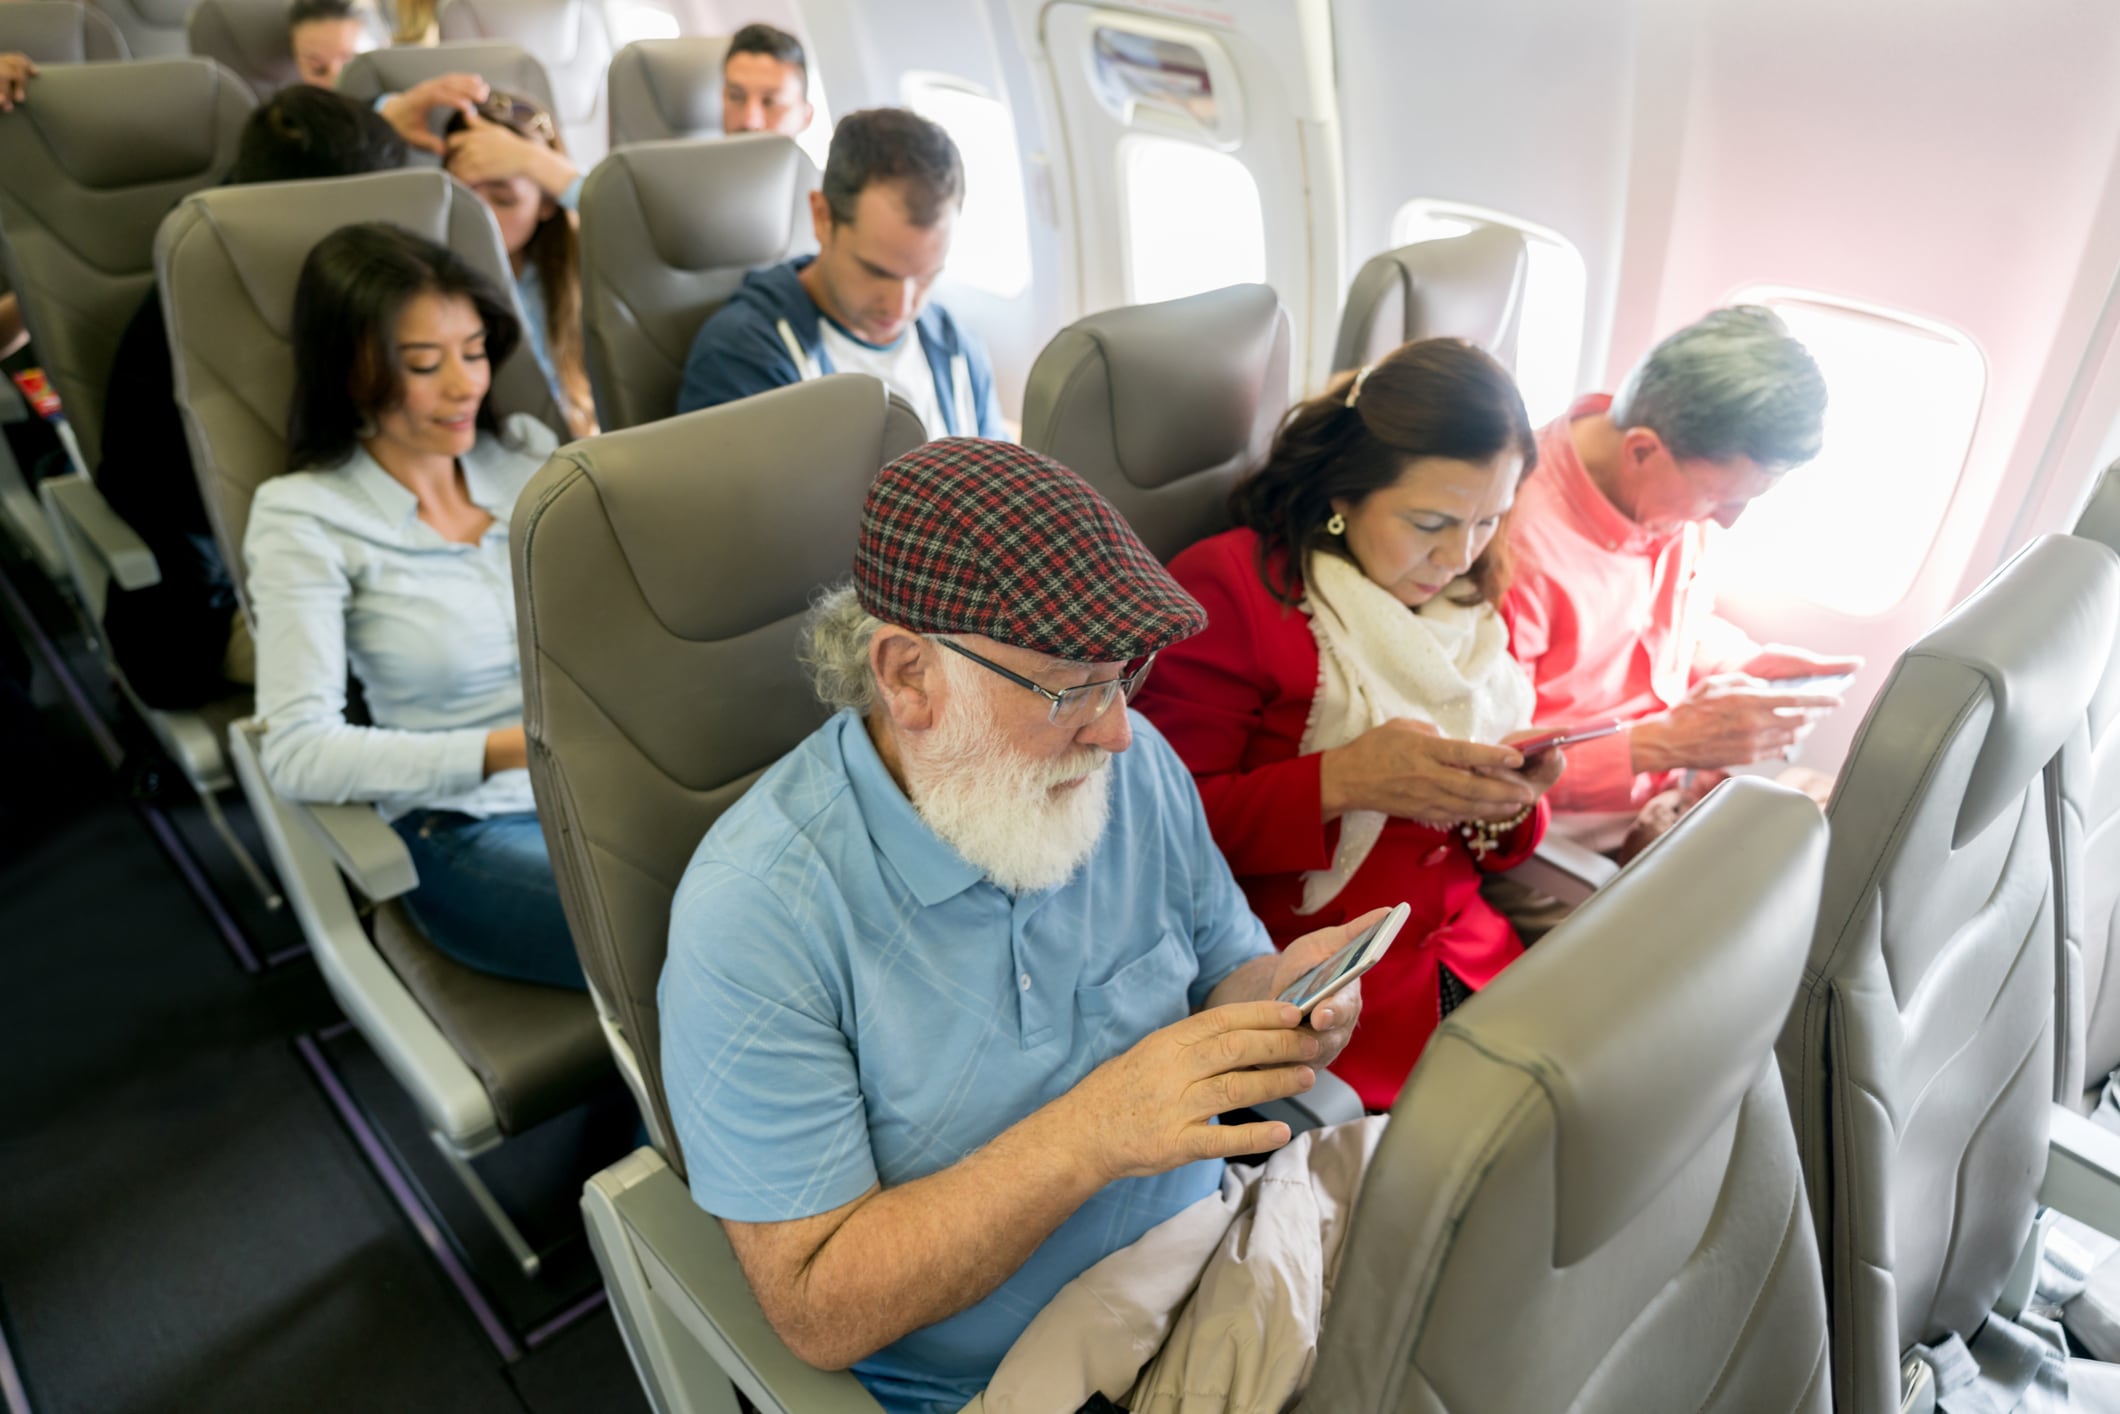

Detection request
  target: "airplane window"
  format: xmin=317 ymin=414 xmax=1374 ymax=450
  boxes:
xmin=902 ymin=74 xmax=1034 ymax=300
xmin=1390 ymin=200 xmax=1587 ymax=425
xmin=605 ymin=0 xmax=678 ymax=45
xmin=1714 ymin=289 xmax=1985 ymax=617
xmin=794 ymin=51 xmax=832 ymax=171
xmin=1121 ymin=134 xmax=1266 ymax=305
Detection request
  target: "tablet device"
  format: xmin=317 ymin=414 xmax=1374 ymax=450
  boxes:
xmin=1514 ymin=720 xmax=1624 ymax=760
xmin=1276 ymin=902 xmax=1413 ymax=1016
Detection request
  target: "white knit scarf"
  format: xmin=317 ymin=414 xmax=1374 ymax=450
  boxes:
xmin=1295 ymin=549 xmax=1535 ymax=914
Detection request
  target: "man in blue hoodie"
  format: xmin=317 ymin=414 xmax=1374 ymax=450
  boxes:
xmin=676 ymin=107 xmax=1003 ymax=438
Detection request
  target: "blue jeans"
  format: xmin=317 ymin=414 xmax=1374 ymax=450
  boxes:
xmin=389 ymin=809 xmax=586 ymax=991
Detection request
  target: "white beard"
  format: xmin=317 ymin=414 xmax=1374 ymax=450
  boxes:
xmin=902 ymin=666 xmax=1114 ymax=895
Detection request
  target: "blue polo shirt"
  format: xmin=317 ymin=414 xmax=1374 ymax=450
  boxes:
xmin=660 ymin=708 xmax=1271 ymax=1414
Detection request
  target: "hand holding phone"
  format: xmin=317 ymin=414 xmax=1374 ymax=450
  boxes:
xmin=1276 ymin=902 xmax=1412 ymax=1016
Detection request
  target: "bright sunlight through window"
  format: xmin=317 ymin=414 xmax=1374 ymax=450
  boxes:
xmin=1390 ymin=200 xmax=1587 ymax=426
xmin=903 ymin=74 xmax=1034 ymax=300
xmin=1121 ymin=135 xmax=1266 ymax=305
xmin=604 ymin=0 xmax=678 ymax=46
xmin=1715 ymin=291 xmax=1985 ymax=617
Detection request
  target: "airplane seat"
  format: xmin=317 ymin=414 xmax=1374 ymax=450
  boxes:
xmin=82 ymin=0 xmax=188 ymax=58
xmin=576 ymin=132 xmax=813 ymax=431
xmin=1777 ymin=533 xmax=2120 ymax=1412
xmin=188 ymin=0 xmax=378 ymax=103
xmin=335 ymin=41 xmax=556 ymax=170
xmin=1020 ymin=282 xmax=1291 ymax=563
xmin=0 ymin=0 xmax=129 ymax=62
xmin=1331 ymin=225 xmax=1530 ymax=375
xmin=512 ymin=373 xmax=921 ymax=1412
xmin=156 ymin=166 xmax=596 ymax=1274
xmin=606 ymin=35 xmax=729 ymax=147
xmin=1302 ymin=777 xmax=1831 ymax=1412
xmin=0 ymin=57 xmax=274 ymax=898
xmin=436 ymin=0 xmax=611 ymax=170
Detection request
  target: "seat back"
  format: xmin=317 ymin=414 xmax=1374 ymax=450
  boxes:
xmin=2058 ymin=468 xmax=2120 ymax=1107
xmin=437 ymin=0 xmax=609 ymax=169
xmin=1777 ymin=533 xmax=2120 ymax=1412
xmin=577 ymin=133 xmax=813 ymax=430
xmin=1306 ymin=777 xmax=1830 ymax=1413
xmin=1020 ymin=283 xmax=1290 ymax=561
xmin=607 ymin=35 xmax=728 ymax=146
xmin=0 ymin=1 xmax=128 ymax=62
xmin=514 ymin=374 xmax=923 ymax=1163
xmin=83 ymin=0 xmax=187 ymax=57
xmin=156 ymin=167 xmax=559 ymax=610
xmin=0 ymin=57 xmax=252 ymax=470
xmin=336 ymin=40 xmax=555 ymax=166
xmin=188 ymin=0 xmax=377 ymax=102
xmin=1331 ymin=226 xmax=1530 ymax=375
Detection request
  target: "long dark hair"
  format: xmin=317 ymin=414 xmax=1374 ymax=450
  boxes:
xmin=285 ymin=222 xmax=521 ymax=472
xmin=1230 ymin=338 xmax=1538 ymax=608
xmin=445 ymin=94 xmax=595 ymax=440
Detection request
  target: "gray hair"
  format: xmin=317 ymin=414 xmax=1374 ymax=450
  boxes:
xmin=802 ymin=583 xmax=885 ymax=712
xmin=1609 ymin=305 xmax=1827 ymax=471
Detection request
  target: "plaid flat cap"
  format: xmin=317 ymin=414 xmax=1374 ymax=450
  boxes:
xmin=854 ymin=438 xmax=1207 ymax=663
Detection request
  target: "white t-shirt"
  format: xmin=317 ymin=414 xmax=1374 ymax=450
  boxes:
xmin=818 ymin=319 xmax=948 ymax=438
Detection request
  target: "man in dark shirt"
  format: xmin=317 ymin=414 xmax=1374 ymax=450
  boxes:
xmin=96 ymin=86 xmax=404 ymax=708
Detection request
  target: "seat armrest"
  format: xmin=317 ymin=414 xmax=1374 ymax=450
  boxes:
xmin=41 ymin=474 xmax=159 ymax=590
xmin=1504 ymin=835 xmax=1618 ymax=907
xmin=2042 ymin=1104 xmax=2120 ymax=1238
xmin=292 ymin=800 xmax=419 ymax=903
xmin=1253 ymin=1067 xmax=1365 ymax=1132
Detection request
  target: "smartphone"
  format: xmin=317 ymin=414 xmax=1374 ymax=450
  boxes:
xmin=1758 ymin=671 xmax=1857 ymax=696
xmin=1276 ymin=902 xmax=1413 ymax=1016
xmin=1513 ymin=720 xmax=1624 ymax=761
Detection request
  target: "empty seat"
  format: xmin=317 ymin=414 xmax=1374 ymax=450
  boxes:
xmin=335 ymin=40 xmax=554 ymax=165
xmin=1779 ymin=534 xmax=2120 ymax=1411
xmin=158 ymin=167 xmax=592 ymax=1271
xmin=1020 ymin=283 xmax=1291 ymax=562
xmin=437 ymin=0 xmax=609 ymax=169
xmin=83 ymin=0 xmax=188 ymax=57
xmin=1331 ymin=225 xmax=1530 ymax=375
xmin=576 ymin=133 xmax=814 ymax=430
xmin=0 ymin=0 xmax=128 ymax=62
xmin=606 ymin=35 xmax=728 ymax=147
xmin=1303 ymin=777 xmax=1831 ymax=1411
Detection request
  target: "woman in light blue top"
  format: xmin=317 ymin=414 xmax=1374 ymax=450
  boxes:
xmin=246 ymin=222 xmax=582 ymax=990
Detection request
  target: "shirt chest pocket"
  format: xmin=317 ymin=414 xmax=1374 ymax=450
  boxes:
xmin=1073 ymin=929 xmax=1198 ymax=1057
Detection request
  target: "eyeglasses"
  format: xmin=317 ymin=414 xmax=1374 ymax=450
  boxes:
xmin=475 ymin=93 xmax=556 ymax=143
xmin=935 ymin=638 xmax=1156 ymax=728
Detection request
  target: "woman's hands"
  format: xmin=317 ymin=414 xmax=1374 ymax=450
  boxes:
xmin=1320 ymin=719 xmax=1546 ymax=828
xmin=445 ymin=114 xmax=579 ymax=199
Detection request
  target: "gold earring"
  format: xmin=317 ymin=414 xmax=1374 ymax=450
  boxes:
xmin=1326 ymin=511 xmax=1347 ymax=536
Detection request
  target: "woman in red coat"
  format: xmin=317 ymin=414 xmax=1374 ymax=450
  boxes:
xmin=1135 ymin=339 xmax=1563 ymax=1109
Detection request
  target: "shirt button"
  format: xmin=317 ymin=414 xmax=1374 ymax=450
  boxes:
xmin=1019 ymin=972 xmax=1032 ymax=992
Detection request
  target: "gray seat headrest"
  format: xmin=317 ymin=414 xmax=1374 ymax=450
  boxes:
xmin=1909 ymin=534 xmax=2120 ymax=842
xmin=189 ymin=0 xmax=359 ymax=102
xmin=1021 ymin=283 xmax=1290 ymax=560
xmin=1445 ymin=775 xmax=1827 ymax=1265
xmin=84 ymin=0 xmax=189 ymax=56
xmin=611 ymin=134 xmax=806 ymax=271
xmin=607 ymin=35 xmax=728 ymax=145
xmin=1331 ymin=226 xmax=1530 ymax=375
xmin=6 ymin=56 xmax=242 ymax=191
xmin=0 ymin=1 xmax=129 ymax=62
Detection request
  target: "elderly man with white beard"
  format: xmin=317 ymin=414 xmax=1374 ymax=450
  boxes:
xmin=658 ymin=439 xmax=1383 ymax=1414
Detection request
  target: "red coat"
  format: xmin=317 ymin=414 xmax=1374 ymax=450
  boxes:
xmin=1135 ymin=527 xmax=1546 ymax=1109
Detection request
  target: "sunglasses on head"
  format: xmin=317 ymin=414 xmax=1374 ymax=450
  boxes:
xmin=474 ymin=93 xmax=556 ymax=142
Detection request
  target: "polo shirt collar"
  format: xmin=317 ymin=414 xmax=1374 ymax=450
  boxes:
xmin=346 ymin=432 xmax=513 ymax=529
xmin=1544 ymin=393 xmax=1680 ymax=556
xmin=836 ymin=711 xmax=986 ymax=907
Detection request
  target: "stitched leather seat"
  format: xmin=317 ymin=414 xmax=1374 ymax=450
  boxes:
xmin=159 ymin=168 xmax=597 ymax=1140
xmin=1331 ymin=225 xmax=1530 ymax=374
xmin=607 ymin=35 xmax=729 ymax=146
xmin=1777 ymin=533 xmax=2120 ymax=1412
xmin=576 ymin=133 xmax=813 ymax=430
xmin=1020 ymin=284 xmax=1291 ymax=561
xmin=513 ymin=373 xmax=924 ymax=1165
xmin=0 ymin=1 xmax=127 ymax=62
xmin=437 ymin=0 xmax=610 ymax=169
xmin=1304 ymin=776 xmax=1832 ymax=1412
